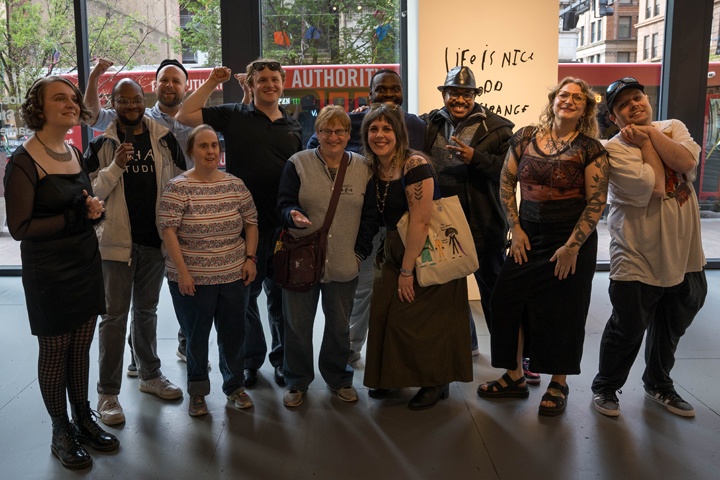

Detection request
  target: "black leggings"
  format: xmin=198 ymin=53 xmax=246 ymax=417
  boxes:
xmin=37 ymin=318 xmax=97 ymax=418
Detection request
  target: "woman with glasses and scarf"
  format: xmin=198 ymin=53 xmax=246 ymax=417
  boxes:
xmin=277 ymin=105 xmax=377 ymax=408
xmin=477 ymin=77 xmax=609 ymax=416
xmin=362 ymin=103 xmax=473 ymax=410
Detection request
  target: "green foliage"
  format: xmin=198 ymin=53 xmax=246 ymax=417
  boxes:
xmin=176 ymin=0 xmax=222 ymax=67
xmin=0 ymin=0 xmax=160 ymax=125
xmin=263 ymin=0 xmax=400 ymax=65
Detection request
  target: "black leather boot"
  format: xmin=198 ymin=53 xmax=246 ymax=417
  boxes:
xmin=71 ymin=402 xmax=120 ymax=452
xmin=51 ymin=415 xmax=93 ymax=470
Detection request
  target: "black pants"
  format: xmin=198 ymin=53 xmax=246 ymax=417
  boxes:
xmin=592 ymin=270 xmax=707 ymax=393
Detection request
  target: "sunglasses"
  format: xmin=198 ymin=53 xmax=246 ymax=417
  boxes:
xmin=252 ymin=61 xmax=281 ymax=72
xmin=607 ymin=77 xmax=639 ymax=95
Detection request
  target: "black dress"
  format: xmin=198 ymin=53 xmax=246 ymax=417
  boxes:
xmin=490 ymin=127 xmax=605 ymax=374
xmin=4 ymin=146 xmax=105 ymax=336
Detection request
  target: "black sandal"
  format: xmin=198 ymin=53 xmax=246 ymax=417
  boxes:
xmin=538 ymin=381 xmax=570 ymax=416
xmin=477 ymin=372 xmax=529 ymax=399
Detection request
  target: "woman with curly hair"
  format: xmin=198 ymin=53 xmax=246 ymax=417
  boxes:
xmin=477 ymin=77 xmax=609 ymax=416
xmin=4 ymin=77 xmax=117 ymax=469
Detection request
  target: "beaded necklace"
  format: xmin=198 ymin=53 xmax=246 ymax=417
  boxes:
xmin=375 ymin=156 xmax=397 ymax=213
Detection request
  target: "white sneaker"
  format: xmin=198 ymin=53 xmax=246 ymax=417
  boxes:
xmin=283 ymin=390 xmax=304 ymax=408
xmin=330 ymin=385 xmax=359 ymax=402
xmin=227 ymin=388 xmax=253 ymax=409
xmin=97 ymin=394 xmax=125 ymax=425
xmin=139 ymin=374 xmax=183 ymax=400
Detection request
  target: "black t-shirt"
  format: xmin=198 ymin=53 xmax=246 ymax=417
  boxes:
xmin=202 ymin=103 xmax=302 ymax=231
xmin=122 ymin=129 xmax=161 ymax=248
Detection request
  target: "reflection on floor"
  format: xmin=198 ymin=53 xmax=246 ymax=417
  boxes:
xmin=0 ymin=272 xmax=719 ymax=479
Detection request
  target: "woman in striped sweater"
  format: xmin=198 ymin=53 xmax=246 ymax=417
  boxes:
xmin=158 ymin=124 xmax=259 ymax=416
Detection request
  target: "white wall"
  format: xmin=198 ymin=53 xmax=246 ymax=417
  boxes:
xmin=407 ymin=0 xmax=560 ymax=129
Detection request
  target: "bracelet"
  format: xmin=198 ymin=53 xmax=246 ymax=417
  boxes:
xmin=564 ymin=245 xmax=577 ymax=255
xmin=247 ymin=254 xmax=258 ymax=264
xmin=399 ymin=267 xmax=414 ymax=276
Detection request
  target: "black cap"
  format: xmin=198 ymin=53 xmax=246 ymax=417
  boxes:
xmin=156 ymin=59 xmax=188 ymax=80
xmin=605 ymin=77 xmax=644 ymax=112
xmin=437 ymin=66 xmax=480 ymax=93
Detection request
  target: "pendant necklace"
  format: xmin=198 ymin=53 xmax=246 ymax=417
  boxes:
xmin=35 ymin=134 xmax=72 ymax=162
xmin=375 ymin=155 xmax=396 ymax=213
xmin=546 ymin=130 xmax=578 ymax=199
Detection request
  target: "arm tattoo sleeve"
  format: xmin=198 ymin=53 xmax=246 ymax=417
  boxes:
xmin=567 ymin=153 xmax=609 ymax=250
xmin=499 ymin=159 xmax=520 ymax=229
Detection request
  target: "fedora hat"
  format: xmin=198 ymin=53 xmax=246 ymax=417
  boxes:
xmin=438 ymin=66 xmax=480 ymax=93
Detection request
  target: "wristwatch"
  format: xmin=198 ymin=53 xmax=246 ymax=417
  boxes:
xmin=247 ymin=254 xmax=258 ymax=264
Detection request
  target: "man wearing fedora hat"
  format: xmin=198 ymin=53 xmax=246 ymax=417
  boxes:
xmin=421 ymin=65 xmax=514 ymax=360
xmin=591 ymin=77 xmax=706 ymax=418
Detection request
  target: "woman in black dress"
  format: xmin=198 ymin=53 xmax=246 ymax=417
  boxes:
xmin=4 ymin=77 xmax=118 ymax=469
xmin=477 ymin=78 xmax=609 ymax=416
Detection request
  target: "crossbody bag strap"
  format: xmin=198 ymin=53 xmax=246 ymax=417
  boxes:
xmin=319 ymin=152 xmax=349 ymax=234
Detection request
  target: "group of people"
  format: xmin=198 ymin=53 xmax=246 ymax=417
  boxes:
xmin=3 ymin=53 xmax=706 ymax=470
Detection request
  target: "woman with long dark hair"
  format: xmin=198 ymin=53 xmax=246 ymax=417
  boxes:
xmin=362 ymin=103 xmax=472 ymax=410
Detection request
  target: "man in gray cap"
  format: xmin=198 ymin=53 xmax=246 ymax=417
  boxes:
xmin=420 ymin=66 xmax=516 ymax=365
xmin=591 ymin=77 xmax=706 ymax=418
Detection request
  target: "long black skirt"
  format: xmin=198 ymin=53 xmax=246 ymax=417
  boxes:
xmin=489 ymin=218 xmax=597 ymax=374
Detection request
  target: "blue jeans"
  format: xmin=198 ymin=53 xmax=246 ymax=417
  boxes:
xmin=282 ymin=279 xmax=357 ymax=392
xmin=244 ymin=228 xmax=285 ymax=369
xmin=169 ymin=279 xmax=249 ymax=396
xmin=348 ymin=230 xmax=383 ymax=354
xmin=98 ymin=244 xmax=165 ymax=395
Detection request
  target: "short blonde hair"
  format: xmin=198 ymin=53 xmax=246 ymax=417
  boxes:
xmin=314 ymin=105 xmax=350 ymax=133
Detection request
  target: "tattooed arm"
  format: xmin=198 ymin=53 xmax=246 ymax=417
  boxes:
xmin=550 ymin=148 xmax=609 ymax=279
xmin=500 ymin=148 xmax=531 ymax=265
xmin=398 ymin=154 xmax=434 ymax=302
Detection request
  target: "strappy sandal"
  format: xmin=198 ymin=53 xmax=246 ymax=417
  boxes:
xmin=477 ymin=372 xmax=529 ymax=399
xmin=538 ymin=381 xmax=570 ymax=416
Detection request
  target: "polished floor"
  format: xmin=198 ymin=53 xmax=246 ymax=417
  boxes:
xmin=0 ymin=272 xmax=719 ymax=480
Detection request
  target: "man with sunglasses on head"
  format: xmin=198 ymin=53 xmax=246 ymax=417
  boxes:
xmin=177 ymin=59 xmax=302 ymax=389
xmin=591 ymin=77 xmax=707 ymax=418
xmin=84 ymin=78 xmax=186 ymax=425
xmin=420 ymin=66 xmax=515 ymax=365
xmin=306 ymin=69 xmax=426 ymax=365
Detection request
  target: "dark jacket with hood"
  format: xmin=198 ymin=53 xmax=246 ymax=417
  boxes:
xmin=421 ymin=104 xmax=514 ymax=254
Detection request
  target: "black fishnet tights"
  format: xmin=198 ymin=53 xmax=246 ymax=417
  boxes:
xmin=37 ymin=318 xmax=97 ymax=417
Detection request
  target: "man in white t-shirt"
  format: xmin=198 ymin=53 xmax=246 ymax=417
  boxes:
xmin=591 ymin=77 xmax=707 ymax=418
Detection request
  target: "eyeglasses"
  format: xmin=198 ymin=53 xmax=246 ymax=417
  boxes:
xmin=252 ymin=61 xmax=281 ymax=72
xmin=319 ymin=128 xmax=348 ymax=137
xmin=115 ymin=98 xmax=145 ymax=106
xmin=556 ymin=91 xmax=586 ymax=104
xmin=444 ymin=90 xmax=475 ymax=101
xmin=607 ymin=77 xmax=639 ymax=95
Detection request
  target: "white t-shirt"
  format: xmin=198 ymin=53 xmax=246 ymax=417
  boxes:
xmin=605 ymin=119 xmax=705 ymax=287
